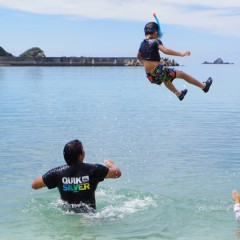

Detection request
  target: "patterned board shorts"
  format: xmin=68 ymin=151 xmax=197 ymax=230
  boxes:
xmin=146 ymin=64 xmax=176 ymax=85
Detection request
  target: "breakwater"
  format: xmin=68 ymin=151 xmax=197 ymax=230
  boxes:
xmin=0 ymin=56 xmax=142 ymax=67
xmin=0 ymin=56 xmax=180 ymax=67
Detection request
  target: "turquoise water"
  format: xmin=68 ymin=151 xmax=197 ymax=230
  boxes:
xmin=0 ymin=65 xmax=240 ymax=240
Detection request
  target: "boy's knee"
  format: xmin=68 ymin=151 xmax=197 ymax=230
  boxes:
xmin=176 ymin=70 xmax=185 ymax=78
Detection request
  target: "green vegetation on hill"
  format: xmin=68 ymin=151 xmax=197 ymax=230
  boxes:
xmin=19 ymin=47 xmax=45 ymax=58
xmin=0 ymin=46 xmax=13 ymax=57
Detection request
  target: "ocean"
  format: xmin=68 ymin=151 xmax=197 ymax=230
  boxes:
xmin=0 ymin=64 xmax=240 ymax=240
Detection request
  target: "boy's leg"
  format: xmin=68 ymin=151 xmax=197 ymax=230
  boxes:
xmin=163 ymin=81 xmax=181 ymax=96
xmin=176 ymin=70 xmax=206 ymax=89
xmin=164 ymin=81 xmax=188 ymax=101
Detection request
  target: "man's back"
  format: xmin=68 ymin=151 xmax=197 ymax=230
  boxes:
xmin=42 ymin=162 xmax=109 ymax=209
xmin=32 ymin=139 xmax=121 ymax=213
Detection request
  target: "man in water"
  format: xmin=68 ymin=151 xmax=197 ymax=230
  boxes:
xmin=32 ymin=139 xmax=121 ymax=213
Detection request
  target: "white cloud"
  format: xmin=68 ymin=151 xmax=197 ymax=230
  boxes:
xmin=0 ymin=0 xmax=240 ymax=37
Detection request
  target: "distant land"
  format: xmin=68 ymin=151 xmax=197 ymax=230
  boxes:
xmin=0 ymin=46 xmax=180 ymax=67
xmin=2 ymin=46 xmax=234 ymax=67
xmin=202 ymin=58 xmax=234 ymax=64
xmin=0 ymin=46 xmax=45 ymax=57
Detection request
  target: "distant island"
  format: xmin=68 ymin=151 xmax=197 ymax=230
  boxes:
xmin=19 ymin=47 xmax=46 ymax=58
xmin=202 ymin=58 xmax=234 ymax=64
xmin=0 ymin=46 xmax=45 ymax=57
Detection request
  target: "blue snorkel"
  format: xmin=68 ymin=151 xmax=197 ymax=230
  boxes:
xmin=153 ymin=12 xmax=163 ymax=39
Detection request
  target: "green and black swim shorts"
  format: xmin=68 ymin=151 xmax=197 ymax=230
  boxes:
xmin=146 ymin=64 xmax=176 ymax=85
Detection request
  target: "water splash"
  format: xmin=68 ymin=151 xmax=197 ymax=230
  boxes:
xmin=24 ymin=188 xmax=157 ymax=224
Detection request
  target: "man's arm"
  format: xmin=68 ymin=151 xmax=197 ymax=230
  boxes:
xmin=104 ymin=160 xmax=121 ymax=179
xmin=32 ymin=176 xmax=46 ymax=189
xmin=159 ymin=44 xmax=190 ymax=57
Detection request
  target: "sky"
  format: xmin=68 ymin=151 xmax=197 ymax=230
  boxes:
xmin=0 ymin=0 xmax=239 ymax=64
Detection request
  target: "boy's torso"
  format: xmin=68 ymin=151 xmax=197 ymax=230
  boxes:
xmin=139 ymin=38 xmax=162 ymax=72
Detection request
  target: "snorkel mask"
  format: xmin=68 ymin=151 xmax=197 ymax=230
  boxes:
xmin=153 ymin=12 xmax=163 ymax=38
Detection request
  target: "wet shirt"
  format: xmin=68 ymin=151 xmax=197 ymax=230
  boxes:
xmin=138 ymin=38 xmax=163 ymax=61
xmin=42 ymin=163 xmax=109 ymax=210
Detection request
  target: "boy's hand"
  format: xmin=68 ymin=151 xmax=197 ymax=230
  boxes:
xmin=233 ymin=190 xmax=240 ymax=204
xmin=181 ymin=51 xmax=191 ymax=57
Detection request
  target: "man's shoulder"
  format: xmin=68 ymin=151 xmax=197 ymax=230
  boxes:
xmin=81 ymin=162 xmax=95 ymax=168
xmin=53 ymin=164 xmax=69 ymax=171
xmin=81 ymin=162 xmax=105 ymax=170
xmin=44 ymin=164 xmax=69 ymax=176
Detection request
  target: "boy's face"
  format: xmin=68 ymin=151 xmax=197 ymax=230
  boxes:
xmin=152 ymin=31 xmax=158 ymax=39
xmin=146 ymin=31 xmax=158 ymax=39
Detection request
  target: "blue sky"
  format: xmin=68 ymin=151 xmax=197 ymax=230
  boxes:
xmin=0 ymin=0 xmax=239 ymax=64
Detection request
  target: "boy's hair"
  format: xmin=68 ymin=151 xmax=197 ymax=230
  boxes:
xmin=63 ymin=139 xmax=83 ymax=165
xmin=144 ymin=22 xmax=159 ymax=34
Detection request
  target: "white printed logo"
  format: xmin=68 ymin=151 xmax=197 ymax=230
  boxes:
xmin=82 ymin=176 xmax=89 ymax=183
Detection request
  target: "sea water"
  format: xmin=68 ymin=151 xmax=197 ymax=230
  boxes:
xmin=0 ymin=65 xmax=239 ymax=240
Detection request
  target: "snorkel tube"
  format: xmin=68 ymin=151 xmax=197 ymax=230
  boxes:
xmin=153 ymin=12 xmax=163 ymax=38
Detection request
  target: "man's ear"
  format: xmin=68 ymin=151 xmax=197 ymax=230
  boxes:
xmin=80 ymin=150 xmax=85 ymax=161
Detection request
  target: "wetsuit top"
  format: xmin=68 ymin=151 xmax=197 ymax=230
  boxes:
xmin=42 ymin=162 xmax=109 ymax=210
xmin=138 ymin=38 xmax=163 ymax=61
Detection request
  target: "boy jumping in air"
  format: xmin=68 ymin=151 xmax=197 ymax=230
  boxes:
xmin=137 ymin=22 xmax=212 ymax=101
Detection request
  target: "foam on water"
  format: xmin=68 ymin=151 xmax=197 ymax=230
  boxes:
xmin=94 ymin=189 xmax=156 ymax=220
xmin=24 ymin=188 xmax=157 ymax=224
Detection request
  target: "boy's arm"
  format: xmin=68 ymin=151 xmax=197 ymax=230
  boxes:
xmin=137 ymin=52 xmax=143 ymax=63
xmin=159 ymin=45 xmax=190 ymax=57
xmin=104 ymin=160 xmax=121 ymax=179
xmin=32 ymin=176 xmax=46 ymax=189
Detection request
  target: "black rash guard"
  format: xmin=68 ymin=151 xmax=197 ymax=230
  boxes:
xmin=42 ymin=163 xmax=109 ymax=210
xmin=138 ymin=38 xmax=163 ymax=61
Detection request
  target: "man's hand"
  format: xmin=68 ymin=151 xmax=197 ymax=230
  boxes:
xmin=104 ymin=160 xmax=121 ymax=179
xmin=32 ymin=176 xmax=46 ymax=189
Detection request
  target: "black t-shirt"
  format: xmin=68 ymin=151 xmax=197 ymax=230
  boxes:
xmin=42 ymin=163 xmax=109 ymax=210
xmin=138 ymin=38 xmax=163 ymax=61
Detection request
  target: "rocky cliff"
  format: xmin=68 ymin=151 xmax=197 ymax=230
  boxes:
xmin=19 ymin=47 xmax=45 ymax=58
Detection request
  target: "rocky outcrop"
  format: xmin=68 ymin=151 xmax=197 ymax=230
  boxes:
xmin=0 ymin=46 xmax=13 ymax=57
xmin=160 ymin=57 xmax=179 ymax=66
xmin=213 ymin=58 xmax=224 ymax=64
xmin=124 ymin=57 xmax=179 ymax=66
xmin=203 ymin=58 xmax=233 ymax=64
xmin=19 ymin=47 xmax=45 ymax=58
